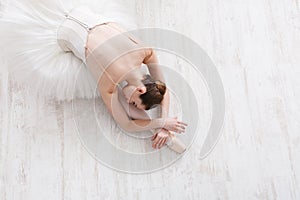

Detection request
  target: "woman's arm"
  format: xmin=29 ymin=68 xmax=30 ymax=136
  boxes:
xmin=100 ymin=87 xmax=185 ymax=133
xmin=100 ymin=88 xmax=165 ymax=133
xmin=160 ymin=88 xmax=170 ymax=118
xmin=143 ymin=48 xmax=170 ymax=118
xmin=143 ymin=48 xmax=187 ymax=149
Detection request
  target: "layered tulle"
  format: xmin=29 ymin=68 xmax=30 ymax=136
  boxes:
xmin=0 ymin=0 xmax=137 ymax=101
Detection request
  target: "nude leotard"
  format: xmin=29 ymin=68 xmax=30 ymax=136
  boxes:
xmin=57 ymin=5 xmax=114 ymax=62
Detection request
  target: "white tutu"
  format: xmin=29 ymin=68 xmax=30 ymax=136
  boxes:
xmin=0 ymin=0 xmax=137 ymax=101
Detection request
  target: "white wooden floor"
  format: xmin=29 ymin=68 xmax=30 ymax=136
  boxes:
xmin=1 ymin=0 xmax=300 ymax=199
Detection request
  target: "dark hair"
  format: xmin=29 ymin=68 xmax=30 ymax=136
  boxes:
xmin=140 ymin=74 xmax=166 ymax=110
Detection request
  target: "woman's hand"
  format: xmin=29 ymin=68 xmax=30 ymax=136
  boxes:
xmin=163 ymin=117 xmax=188 ymax=133
xmin=151 ymin=128 xmax=170 ymax=149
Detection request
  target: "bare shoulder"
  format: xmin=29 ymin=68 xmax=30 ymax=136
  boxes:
xmin=143 ymin=48 xmax=158 ymax=64
xmin=97 ymin=73 xmax=118 ymax=94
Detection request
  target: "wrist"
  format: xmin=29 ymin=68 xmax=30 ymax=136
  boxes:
xmin=154 ymin=127 xmax=169 ymax=134
xmin=155 ymin=117 xmax=166 ymax=129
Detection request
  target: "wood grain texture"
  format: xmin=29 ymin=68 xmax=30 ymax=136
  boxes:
xmin=1 ymin=0 xmax=300 ymax=199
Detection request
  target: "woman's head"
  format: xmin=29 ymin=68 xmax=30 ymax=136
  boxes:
xmin=122 ymin=74 xmax=166 ymax=110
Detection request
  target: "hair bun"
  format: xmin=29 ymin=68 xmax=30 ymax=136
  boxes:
xmin=155 ymin=80 xmax=166 ymax=95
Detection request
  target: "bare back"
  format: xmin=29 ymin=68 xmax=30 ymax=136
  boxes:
xmin=85 ymin=22 xmax=152 ymax=93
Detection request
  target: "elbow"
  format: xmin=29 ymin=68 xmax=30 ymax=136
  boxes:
xmin=119 ymin=120 xmax=136 ymax=133
xmin=119 ymin=121 xmax=131 ymax=133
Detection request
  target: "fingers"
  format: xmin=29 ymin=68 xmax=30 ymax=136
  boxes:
xmin=176 ymin=124 xmax=186 ymax=131
xmin=178 ymin=121 xmax=188 ymax=126
xmin=173 ymin=118 xmax=188 ymax=133
xmin=151 ymin=133 xmax=158 ymax=141
xmin=153 ymin=138 xmax=165 ymax=149
xmin=170 ymin=124 xmax=186 ymax=133
xmin=152 ymin=132 xmax=160 ymax=148
xmin=152 ymin=136 xmax=168 ymax=149
xmin=177 ymin=120 xmax=188 ymax=128
xmin=152 ymin=137 xmax=160 ymax=148
xmin=173 ymin=117 xmax=188 ymax=125
xmin=171 ymin=128 xmax=184 ymax=133
xmin=157 ymin=137 xmax=167 ymax=149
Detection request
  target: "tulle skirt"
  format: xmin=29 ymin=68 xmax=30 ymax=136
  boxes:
xmin=0 ymin=0 xmax=137 ymax=101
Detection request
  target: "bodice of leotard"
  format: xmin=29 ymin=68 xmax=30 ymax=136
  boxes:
xmin=57 ymin=5 xmax=115 ymax=62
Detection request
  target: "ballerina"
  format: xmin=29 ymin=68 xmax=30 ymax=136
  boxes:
xmin=0 ymin=1 xmax=188 ymax=153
